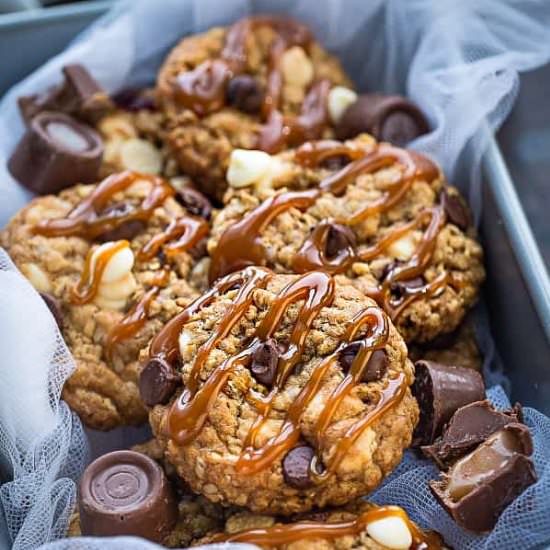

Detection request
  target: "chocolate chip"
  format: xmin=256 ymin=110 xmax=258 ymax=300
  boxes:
xmin=391 ymin=277 xmax=425 ymax=298
xmin=39 ymin=292 xmax=63 ymax=329
xmin=339 ymin=343 xmax=387 ymax=382
xmin=114 ymin=89 xmax=156 ymax=112
xmin=251 ymin=339 xmax=280 ymax=387
xmin=441 ymin=188 xmax=470 ymax=230
xmin=8 ymin=111 xmax=103 ymax=195
xmin=325 ymin=224 xmax=356 ymax=260
xmin=282 ymin=445 xmax=315 ymax=489
xmin=139 ymin=357 xmax=180 ymax=407
xmin=226 ymin=75 xmax=263 ymax=114
xmin=335 ymin=94 xmax=428 ymax=145
xmin=96 ymin=202 xmax=146 ymax=242
xmin=319 ymin=154 xmax=350 ymax=171
xmin=175 ymin=187 xmax=212 ymax=220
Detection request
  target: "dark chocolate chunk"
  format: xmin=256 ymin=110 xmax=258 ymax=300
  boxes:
xmin=422 ymin=400 xmax=522 ymax=469
xmin=430 ymin=424 xmax=536 ymax=533
xmin=391 ymin=277 xmax=425 ymax=298
xmin=18 ymin=64 xmax=113 ymax=125
xmin=175 ymin=187 xmax=212 ymax=220
xmin=226 ymin=75 xmax=264 ymax=114
xmin=251 ymin=339 xmax=280 ymax=387
xmin=339 ymin=343 xmax=387 ymax=382
xmin=283 ymin=445 xmax=315 ymax=489
xmin=96 ymin=202 xmax=146 ymax=242
xmin=139 ymin=357 xmax=180 ymax=407
xmin=79 ymin=450 xmax=178 ymax=541
xmin=319 ymin=154 xmax=351 ymax=171
xmin=8 ymin=111 xmax=103 ymax=195
xmin=114 ymin=89 xmax=156 ymax=112
xmin=325 ymin=223 xmax=356 ymax=260
xmin=441 ymin=188 xmax=470 ymax=230
xmin=335 ymin=93 xmax=429 ymax=146
xmin=39 ymin=292 xmax=63 ymax=329
xmin=412 ymin=360 xmax=485 ymax=446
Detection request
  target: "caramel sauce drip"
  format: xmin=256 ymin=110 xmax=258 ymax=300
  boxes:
xmin=33 ymin=171 xmax=174 ymax=240
xmin=174 ymin=16 xmax=328 ymax=152
xmin=210 ymin=141 xmax=443 ymax=323
xmin=104 ymin=286 xmax=159 ymax=361
xmin=152 ymin=266 xmax=407 ymax=478
xmin=138 ymin=216 xmax=209 ymax=261
xmin=210 ymin=504 xmax=444 ymax=549
xmin=71 ymin=240 xmax=129 ymax=305
xmin=209 ymin=189 xmax=319 ymax=282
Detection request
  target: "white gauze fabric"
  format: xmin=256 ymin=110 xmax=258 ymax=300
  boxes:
xmin=0 ymin=1 xmax=550 ymax=549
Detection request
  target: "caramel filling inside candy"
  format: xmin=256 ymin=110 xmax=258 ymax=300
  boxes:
xmin=447 ymin=430 xmax=523 ymax=501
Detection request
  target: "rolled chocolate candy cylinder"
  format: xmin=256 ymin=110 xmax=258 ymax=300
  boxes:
xmin=430 ymin=423 xmax=537 ymax=533
xmin=79 ymin=450 xmax=178 ymax=541
xmin=18 ymin=64 xmax=113 ymax=125
xmin=412 ymin=360 xmax=485 ymax=446
xmin=8 ymin=111 xmax=103 ymax=195
xmin=335 ymin=93 xmax=429 ymax=146
xmin=422 ymin=400 xmax=522 ymax=469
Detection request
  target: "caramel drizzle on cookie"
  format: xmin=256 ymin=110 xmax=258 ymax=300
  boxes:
xmin=104 ymin=267 xmax=171 ymax=360
xmin=174 ymin=16 xmax=330 ymax=152
xmin=210 ymin=141 xmax=455 ymax=321
xmin=33 ymin=171 xmax=174 ymax=240
xmin=150 ymin=266 xmax=409 ymax=480
xmin=33 ymin=170 xmax=209 ymax=259
xmin=210 ymin=504 xmax=444 ymax=549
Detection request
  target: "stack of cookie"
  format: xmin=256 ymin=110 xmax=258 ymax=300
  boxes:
xmin=2 ymin=14 xmax=536 ymax=549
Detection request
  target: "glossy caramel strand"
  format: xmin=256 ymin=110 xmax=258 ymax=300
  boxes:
xmin=33 ymin=171 xmax=174 ymax=240
xmin=104 ymin=286 xmax=160 ymax=361
xmin=210 ymin=504 xmax=444 ymax=549
xmin=71 ymin=240 xmax=129 ymax=305
xmin=138 ymin=215 xmax=209 ymax=261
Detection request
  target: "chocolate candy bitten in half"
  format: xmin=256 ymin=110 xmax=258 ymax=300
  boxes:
xmin=0 ymin=171 xmax=212 ymax=429
xmin=422 ymin=400 xmax=523 ymax=469
xmin=430 ymin=423 xmax=537 ymax=533
xmin=156 ymin=15 xmax=353 ymax=201
xmin=145 ymin=268 xmax=418 ymax=514
xmin=209 ymin=135 xmax=485 ymax=344
xmin=200 ymin=500 xmax=448 ymax=549
xmin=411 ymin=360 xmax=485 ymax=447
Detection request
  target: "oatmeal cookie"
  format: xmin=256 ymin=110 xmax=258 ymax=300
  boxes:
xmin=0 ymin=171 xmax=212 ymax=429
xmin=156 ymin=16 xmax=353 ymax=201
xmin=146 ymin=268 xmax=418 ymax=514
xmin=199 ymin=499 xmax=449 ymax=549
xmin=208 ymin=135 xmax=485 ymax=344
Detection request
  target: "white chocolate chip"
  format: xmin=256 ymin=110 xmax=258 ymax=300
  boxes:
xmin=386 ymin=231 xmax=422 ymax=261
xmin=96 ymin=272 xmax=137 ymax=300
xmin=328 ymin=86 xmax=358 ymax=123
xmin=91 ymin=244 xmax=135 ymax=283
xmin=366 ymin=516 xmax=413 ymax=550
xmin=227 ymin=149 xmax=272 ymax=188
xmin=20 ymin=263 xmax=52 ymax=293
xmin=178 ymin=330 xmax=194 ymax=362
xmin=281 ymin=46 xmax=314 ymax=88
xmin=94 ymin=295 xmax=130 ymax=311
xmin=119 ymin=139 xmax=162 ymax=175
